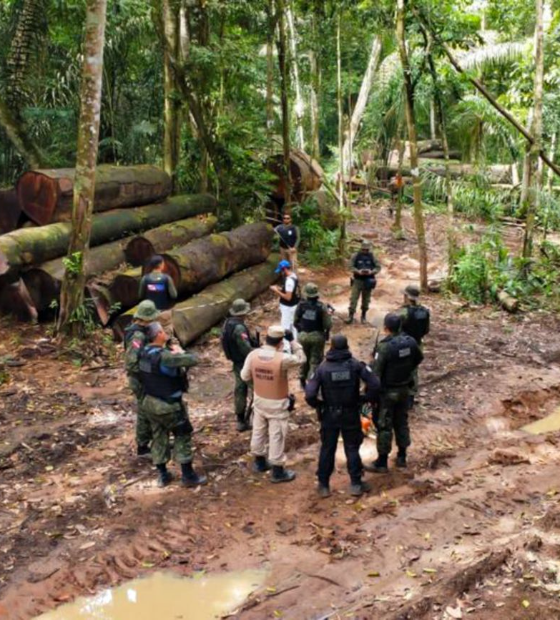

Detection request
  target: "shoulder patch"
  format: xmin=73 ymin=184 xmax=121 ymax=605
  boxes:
xmin=132 ymin=341 xmax=141 ymax=349
xmin=240 ymin=332 xmax=249 ymax=340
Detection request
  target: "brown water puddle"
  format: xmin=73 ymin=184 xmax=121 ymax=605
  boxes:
xmin=35 ymin=570 xmax=265 ymax=620
xmin=522 ymin=407 xmax=560 ymax=435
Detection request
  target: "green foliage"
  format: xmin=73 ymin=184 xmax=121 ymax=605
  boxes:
xmin=62 ymin=251 xmax=83 ymax=275
xmin=292 ymin=199 xmax=340 ymax=265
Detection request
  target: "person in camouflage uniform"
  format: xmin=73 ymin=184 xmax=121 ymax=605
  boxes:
xmin=123 ymin=300 xmax=160 ymax=457
xmin=138 ymin=322 xmax=207 ymax=488
xmin=365 ymin=313 xmax=423 ymax=473
xmin=221 ymin=299 xmax=259 ymax=432
xmin=396 ymin=285 xmax=430 ymax=405
xmin=295 ymin=283 xmax=332 ymax=389
xmin=346 ymin=240 xmax=381 ymax=325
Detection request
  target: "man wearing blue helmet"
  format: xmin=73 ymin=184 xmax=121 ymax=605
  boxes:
xmin=270 ymin=259 xmax=300 ymax=340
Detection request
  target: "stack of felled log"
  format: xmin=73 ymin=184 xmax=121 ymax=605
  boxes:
xmin=0 ymin=165 xmax=278 ymax=345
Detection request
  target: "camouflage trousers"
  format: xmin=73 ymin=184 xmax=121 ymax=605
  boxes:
xmin=233 ymin=363 xmax=249 ymax=420
xmin=141 ymin=395 xmax=193 ymax=466
xmin=128 ymin=377 xmax=152 ymax=447
xmin=376 ymin=388 xmax=411 ymax=456
xmin=349 ymin=279 xmax=372 ymax=315
xmin=298 ymin=331 xmax=326 ymax=383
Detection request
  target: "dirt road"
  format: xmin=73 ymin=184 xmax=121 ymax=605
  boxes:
xmin=2 ymin=204 xmax=560 ymax=619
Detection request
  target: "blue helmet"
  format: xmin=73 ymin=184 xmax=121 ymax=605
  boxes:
xmin=275 ymin=259 xmax=291 ymax=273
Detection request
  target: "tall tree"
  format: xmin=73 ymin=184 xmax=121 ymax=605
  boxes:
xmin=396 ymin=0 xmax=428 ymax=291
xmin=522 ymin=0 xmax=545 ymax=258
xmin=276 ymin=0 xmax=292 ymax=208
xmin=286 ymin=0 xmax=305 ymax=150
xmin=341 ymin=35 xmax=382 ymax=175
xmin=57 ymin=0 xmax=107 ymax=336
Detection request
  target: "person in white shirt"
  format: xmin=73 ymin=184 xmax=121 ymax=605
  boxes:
xmin=270 ymin=260 xmax=300 ymax=341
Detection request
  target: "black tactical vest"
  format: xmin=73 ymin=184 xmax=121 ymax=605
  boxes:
xmin=123 ymin=323 xmax=146 ymax=350
xmin=221 ymin=318 xmax=250 ymax=363
xmin=280 ymin=274 xmax=300 ymax=307
xmin=143 ymin=273 xmax=172 ymax=310
xmin=298 ymin=300 xmax=324 ymax=333
xmin=402 ymin=305 xmax=430 ymax=343
xmin=138 ymin=346 xmax=186 ymax=400
xmin=353 ymin=252 xmax=376 ymax=280
xmin=382 ymin=334 xmax=418 ymax=388
xmin=321 ymin=359 xmax=360 ymax=410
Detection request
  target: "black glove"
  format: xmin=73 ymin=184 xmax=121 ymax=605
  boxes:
xmin=284 ymin=329 xmax=294 ymax=342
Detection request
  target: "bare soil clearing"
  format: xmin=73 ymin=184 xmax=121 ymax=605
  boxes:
xmin=2 ymin=204 xmax=560 ymax=620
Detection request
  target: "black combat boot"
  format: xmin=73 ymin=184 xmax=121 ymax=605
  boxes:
xmin=271 ymin=465 xmax=296 ymax=483
xmin=317 ymin=483 xmax=331 ymax=499
xmin=349 ymin=480 xmax=372 ymax=497
xmin=181 ymin=462 xmax=208 ymax=487
xmin=344 ymin=312 xmax=355 ymax=325
xmin=252 ymin=455 xmax=272 ymax=473
xmin=156 ymin=463 xmax=172 ymax=488
xmin=360 ymin=310 xmax=368 ymax=324
xmin=236 ymin=416 xmax=250 ymax=432
xmin=396 ymin=449 xmax=407 ymax=469
xmin=364 ymin=454 xmax=389 ymax=474
xmin=137 ymin=444 xmax=151 ymax=458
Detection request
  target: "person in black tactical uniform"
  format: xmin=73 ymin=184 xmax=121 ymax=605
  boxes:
xmin=397 ymin=285 xmax=430 ymax=406
xmin=365 ymin=313 xmax=423 ymax=474
xmin=305 ymin=334 xmax=380 ymax=498
xmin=275 ymin=212 xmax=301 ymax=271
xmin=138 ymin=322 xmax=207 ymax=488
xmin=295 ymin=282 xmax=332 ymax=389
xmin=138 ymin=255 xmax=178 ymax=311
xmin=123 ymin=300 xmax=160 ymax=457
xmin=345 ymin=240 xmax=381 ymax=325
xmin=221 ymin=299 xmax=259 ymax=432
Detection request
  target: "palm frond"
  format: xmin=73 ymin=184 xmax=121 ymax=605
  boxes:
xmin=458 ymin=40 xmax=530 ymax=72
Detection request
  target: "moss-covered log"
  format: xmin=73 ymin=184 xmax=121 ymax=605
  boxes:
xmin=0 ymin=188 xmax=22 ymax=234
xmin=124 ymin=214 xmax=218 ymax=266
xmin=17 ymin=165 xmax=172 ymax=225
xmin=22 ymin=214 xmax=218 ymax=314
xmin=109 ymin=222 xmax=273 ymax=310
xmin=0 ymin=193 xmax=216 ymax=278
xmin=112 ymin=255 xmax=279 ymax=343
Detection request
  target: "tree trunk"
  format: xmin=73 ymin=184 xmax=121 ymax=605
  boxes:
xmin=309 ymin=6 xmax=321 ymax=160
xmin=162 ymin=0 xmax=181 ymax=192
xmin=0 ymin=193 xmax=216 ymax=278
xmin=124 ymin=214 xmax=217 ymax=266
xmin=336 ymin=11 xmax=346 ymax=258
xmin=522 ymin=0 xmax=545 ymax=259
xmin=0 ymin=188 xmax=23 ymax=234
xmin=429 ymin=99 xmax=437 ymax=140
xmin=57 ymin=0 xmax=108 ymax=337
xmin=0 ymin=95 xmax=42 ymax=167
xmin=266 ymin=0 xmax=275 ymax=139
xmin=397 ymin=0 xmax=429 ymax=291
xmin=17 ymin=165 xmax=172 ymax=225
xmin=286 ymin=0 xmax=305 ymax=151
xmin=341 ymin=35 xmax=382 ymax=175
xmin=22 ymin=215 xmax=217 ymax=314
xmin=393 ymin=123 xmax=406 ymax=235
xmin=276 ymin=0 xmax=292 ymax=209
xmin=109 ymin=223 xmax=273 ymax=310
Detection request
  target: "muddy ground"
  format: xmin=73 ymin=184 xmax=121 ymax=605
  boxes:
xmin=2 ymin=203 xmax=560 ymax=620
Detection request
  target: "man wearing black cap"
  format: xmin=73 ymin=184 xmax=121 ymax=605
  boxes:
xmin=305 ymin=334 xmax=380 ymax=497
xmin=366 ymin=313 xmax=423 ymax=473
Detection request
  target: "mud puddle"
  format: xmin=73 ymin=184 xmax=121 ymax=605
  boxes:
xmin=35 ymin=570 xmax=265 ymax=620
xmin=523 ymin=406 xmax=560 ymax=435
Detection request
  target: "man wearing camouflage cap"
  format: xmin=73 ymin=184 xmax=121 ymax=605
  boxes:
xmin=124 ymin=300 xmax=160 ymax=457
xmin=241 ymin=324 xmax=305 ymax=483
xmin=294 ymin=282 xmax=332 ymax=389
xmin=221 ymin=299 xmax=259 ymax=432
xmin=346 ymin=240 xmax=381 ymax=325
xmin=397 ymin=285 xmax=430 ymax=406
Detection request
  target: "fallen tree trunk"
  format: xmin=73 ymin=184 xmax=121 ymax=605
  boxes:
xmin=109 ymin=222 xmax=273 ymax=311
xmin=0 ymin=188 xmax=22 ymax=234
xmin=124 ymin=214 xmax=218 ymax=266
xmin=497 ymin=290 xmax=519 ymax=313
xmin=0 ymin=193 xmax=216 ymax=278
xmin=17 ymin=165 xmax=172 ymax=225
xmin=112 ymin=255 xmax=279 ymax=343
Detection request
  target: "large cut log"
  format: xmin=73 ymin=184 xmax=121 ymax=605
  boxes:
xmin=108 ymin=222 xmax=273 ymax=312
xmin=124 ymin=215 xmax=218 ymax=267
xmin=21 ymin=215 xmax=219 ymax=315
xmin=17 ymin=165 xmax=172 ymax=225
xmin=0 ymin=188 xmax=22 ymax=234
xmin=112 ymin=255 xmax=280 ymax=343
xmin=0 ymin=193 xmax=216 ymax=278
xmin=268 ymin=148 xmax=324 ymax=205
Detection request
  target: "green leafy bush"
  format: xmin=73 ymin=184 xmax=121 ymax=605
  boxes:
xmin=292 ymin=199 xmax=341 ymax=266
